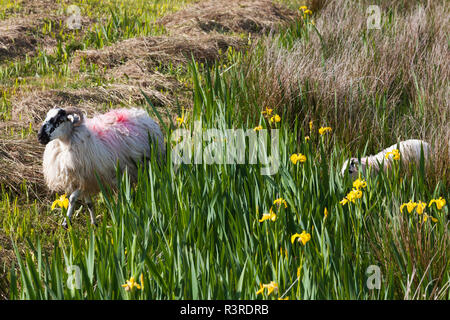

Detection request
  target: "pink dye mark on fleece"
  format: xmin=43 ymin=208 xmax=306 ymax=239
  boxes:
xmin=86 ymin=109 xmax=134 ymax=140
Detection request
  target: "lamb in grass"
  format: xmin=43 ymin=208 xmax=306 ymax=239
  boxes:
xmin=341 ymin=139 xmax=431 ymax=179
xmin=38 ymin=107 xmax=165 ymax=228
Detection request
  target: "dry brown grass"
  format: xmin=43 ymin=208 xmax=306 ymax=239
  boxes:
xmin=0 ymin=17 xmax=39 ymax=61
xmin=159 ymin=0 xmax=298 ymax=35
xmin=70 ymin=34 xmax=246 ymax=79
xmin=239 ymin=0 xmax=449 ymax=186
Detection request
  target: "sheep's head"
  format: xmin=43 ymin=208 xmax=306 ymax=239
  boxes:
xmin=341 ymin=158 xmax=360 ymax=179
xmin=38 ymin=107 xmax=84 ymax=145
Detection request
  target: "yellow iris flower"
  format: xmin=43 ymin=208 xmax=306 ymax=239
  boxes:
xmin=259 ymin=207 xmax=277 ymax=222
xmin=415 ymin=201 xmax=427 ymax=215
xmin=385 ymin=149 xmax=400 ymax=160
xmin=429 ymin=197 xmax=446 ymax=210
xmin=51 ymin=194 xmax=69 ymax=210
xmin=353 ymin=178 xmax=367 ymax=190
xmin=290 ymin=153 xmax=306 ymax=164
xmin=121 ymin=277 xmax=142 ymax=291
xmin=256 ymin=281 xmax=278 ymax=296
xmin=270 ymin=114 xmax=281 ymax=123
xmin=176 ymin=114 xmax=185 ymax=127
xmin=291 ymin=231 xmax=311 ymax=245
xmin=261 ymin=107 xmax=273 ymax=116
xmin=273 ymin=198 xmax=288 ymax=208
xmin=318 ymin=127 xmax=332 ymax=135
xmin=423 ymin=213 xmax=438 ymax=223
xmin=400 ymin=200 xmax=417 ymax=214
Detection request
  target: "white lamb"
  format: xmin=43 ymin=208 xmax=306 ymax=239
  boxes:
xmin=341 ymin=139 xmax=430 ymax=179
xmin=38 ymin=107 xmax=165 ymax=228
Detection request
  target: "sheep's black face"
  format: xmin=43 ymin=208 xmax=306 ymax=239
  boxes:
xmin=341 ymin=158 xmax=359 ymax=178
xmin=38 ymin=108 xmax=68 ymax=145
xmin=347 ymin=158 xmax=359 ymax=178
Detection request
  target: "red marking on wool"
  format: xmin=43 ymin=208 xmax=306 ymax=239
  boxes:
xmin=86 ymin=109 xmax=134 ymax=142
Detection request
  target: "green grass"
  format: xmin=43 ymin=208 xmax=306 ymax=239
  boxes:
xmin=4 ymin=58 xmax=449 ymax=299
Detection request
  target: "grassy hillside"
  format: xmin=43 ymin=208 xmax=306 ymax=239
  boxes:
xmin=0 ymin=0 xmax=448 ymax=299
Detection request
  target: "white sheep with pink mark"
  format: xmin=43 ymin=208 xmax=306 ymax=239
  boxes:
xmin=38 ymin=107 xmax=165 ymax=227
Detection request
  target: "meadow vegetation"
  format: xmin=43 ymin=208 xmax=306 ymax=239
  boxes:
xmin=0 ymin=0 xmax=448 ymax=299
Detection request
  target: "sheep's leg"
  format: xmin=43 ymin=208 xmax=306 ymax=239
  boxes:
xmin=85 ymin=196 xmax=97 ymax=227
xmin=62 ymin=189 xmax=80 ymax=229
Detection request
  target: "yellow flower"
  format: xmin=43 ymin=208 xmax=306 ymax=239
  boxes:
xmin=340 ymin=198 xmax=349 ymax=205
xmin=256 ymin=283 xmax=264 ymax=295
xmin=309 ymin=121 xmax=313 ymax=131
xmin=269 ymin=114 xmax=281 ymax=123
xmin=345 ymin=188 xmax=363 ymax=203
xmin=121 ymin=277 xmax=141 ymax=291
xmin=140 ymin=274 xmax=144 ymax=290
xmin=423 ymin=214 xmax=438 ymax=223
xmin=261 ymin=107 xmax=273 ymax=117
xmin=253 ymin=125 xmax=263 ymax=131
xmin=256 ymin=281 xmax=278 ymax=296
xmin=176 ymin=114 xmax=185 ymax=127
xmin=415 ymin=201 xmax=427 ymax=215
xmin=273 ymin=198 xmax=288 ymax=208
xmin=259 ymin=207 xmax=277 ymax=222
xmin=385 ymin=149 xmax=400 ymax=160
xmin=290 ymin=153 xmax=306 ymax=165
xmin=266 ymin=281 xmax=278 ymax=296
xmin=353 ymin=178 xmax=367 ymax=190
xmin=324 ymin=207 xmax=328 ymax=218
xmin=297 ymin=266 xmax=301 ymax=278
xmin=291 ymin=231 xmax=311 ymax=245
xmin=429 ymin=197 xmax=446 ymax=210
xmin=299 ymin=6 xmax=308 ymax=11
xmin=51 ymin=194 xmax=69 ymax=210
xmin=303 ymin=9 xmax=312 ymax=15
xmin=278 ymin=297 xmax=289 ymax=300
xmin=318 ymin=127 xmax=332 ymax=135
xmin=305 ymin=136 xmax=310 ymax=142
xmin=400 ymin=200 xmax=417 ymax=214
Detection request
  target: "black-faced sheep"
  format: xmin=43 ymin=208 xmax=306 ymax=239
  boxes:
xmin=341 ymin=139 xmax=430 ymax=179
xmin=37 ymin=107 xmax=165 ymax=228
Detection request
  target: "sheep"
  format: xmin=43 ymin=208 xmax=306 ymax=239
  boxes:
xmin=341 ymin=139 xmax=431 ymax=179
xmin=37 ymin=107 xmax=165 ymax=228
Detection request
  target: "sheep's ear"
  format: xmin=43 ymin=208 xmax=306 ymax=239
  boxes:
xmin=68 ymin=114 xmax=82 ymax=126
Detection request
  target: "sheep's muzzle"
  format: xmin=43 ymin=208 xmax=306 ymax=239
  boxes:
xmin=37 ymin=124 xmax=50 ymax=145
